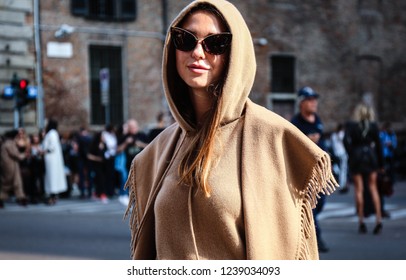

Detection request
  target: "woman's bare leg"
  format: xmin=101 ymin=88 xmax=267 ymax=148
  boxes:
xmin=352 ymin=174 xmax=364 ymax=224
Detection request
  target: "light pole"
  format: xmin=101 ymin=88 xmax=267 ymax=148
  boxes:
xmin=34 ymin=0 xmax=45 ymax=129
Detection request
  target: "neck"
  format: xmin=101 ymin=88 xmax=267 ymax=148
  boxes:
xmin=189 ymin=88 xmax=214 ymax=124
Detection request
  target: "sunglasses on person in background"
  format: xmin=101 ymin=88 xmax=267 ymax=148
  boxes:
xmin=170 ymin=27 xmax=232 ymax=55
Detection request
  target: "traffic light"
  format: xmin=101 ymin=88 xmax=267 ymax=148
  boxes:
xmin=11 ymin=75 xmax=19 ymax=88
xmin=2 ymin=74 xmax=35 ymax=105
xmin=19 ymin=79 xmax=29 ymax=92
xmin=17 ymin=78 xmax=30 ymax=108
xmin=1 ymin=74 xmax=19 ymax=100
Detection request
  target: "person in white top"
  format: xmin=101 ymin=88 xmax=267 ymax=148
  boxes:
xmin=42 ymin=119 xmax=68 ymax=205
xmin=101 ymin=124 xmax=117 ymax=199
xmin=331 ymin=123 xmax=349 ymax=193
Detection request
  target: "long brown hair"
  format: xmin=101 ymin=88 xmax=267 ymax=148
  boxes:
xmin=176 ymin=3 xmax=230 ymax=197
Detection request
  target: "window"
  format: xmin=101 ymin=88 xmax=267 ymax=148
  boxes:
xmin=271 ymin=55 xmax=295 ymax=93
xmin=89 ymin=45 xmax=123 ymax=125
xmin=71 ymin=0 xmax=136 ymax=22
xmin=268 ymin=55 xmax=296 ymax=120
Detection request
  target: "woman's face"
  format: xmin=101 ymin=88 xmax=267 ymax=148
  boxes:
xmin=176 ymin=11 xmax=228 ymax=92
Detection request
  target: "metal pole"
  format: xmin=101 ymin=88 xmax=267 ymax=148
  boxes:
xmin=34 ymin=0 xmax=45 ymax=129
xmin=105 ymin=105 xmax=110 ymax=125
xmin=12 ymin=73 xmax=19 ymax=129
xmin=14 ymin=97 xmax=19 ymax=129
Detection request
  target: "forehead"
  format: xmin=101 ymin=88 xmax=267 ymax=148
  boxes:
xmin=303 ymin=97 xmax=318 ymax=102
xmin=181 ymin=10 xmax=226 ymax=33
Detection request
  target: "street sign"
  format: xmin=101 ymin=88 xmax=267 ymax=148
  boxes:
xmin=2 ymin=85 xmax=14 ymax=99
xmin=99 ymin=68 xmax=110 ymax=105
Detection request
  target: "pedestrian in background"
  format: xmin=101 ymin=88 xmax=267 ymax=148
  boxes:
xmin=378 ymin=121 xmax=397 ymax=218
xmin=380 ymin=121 xmax=397 ymax=185
xmin=148 ymin=112 xmax=167 ymax=143
xmin=15 ymin=127 xmax=31 ymax=198
xmin=102 ymin=124 xmax=117 ymax=197
xmin=77 ymin=126 xmax=93 ymax=199
xmin=291 ymin=86 xmax=330 ymax=253
xmin=87 ymin=131 xmax=109 ymax=203
xmin=331 ymin=123 xmax=349 ymax=194
xmin=125 ymin=0 xmax=337 ymax=260
xmin=59 ymin=131 xmax=75 ymax=198
xmin=344 ymin=103 xmax=384 ymax=234
xmin=0 ymin=129 xmax=28 ymax=208
xmin=116 ymin=119 xmax=148 ymax=205
xmin=28 ymin=132 xmax=46 ymax=203
xmin=115 ymin=122 xmax=130 ymax=206
xmin=122 ymin=119 xmax=148 ymax=173
xmin=15 ymin=127 xmax=29 ymax=153
xmin=42 ymin=118 xmax=68 ymax=205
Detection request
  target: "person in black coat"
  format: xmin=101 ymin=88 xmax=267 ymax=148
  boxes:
xmin=344 ymin=103 xmax=384 ymax=234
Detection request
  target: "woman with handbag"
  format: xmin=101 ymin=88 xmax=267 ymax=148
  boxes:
xmin=344 ymin=103 xmax=384 ymax=234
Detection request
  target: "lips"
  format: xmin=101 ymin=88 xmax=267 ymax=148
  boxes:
xmin=188 ymin=63 xmax=210 ymax=73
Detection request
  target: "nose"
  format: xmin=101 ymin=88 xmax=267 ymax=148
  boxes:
xmin=191 ymin=40 xmax=205 ymax=59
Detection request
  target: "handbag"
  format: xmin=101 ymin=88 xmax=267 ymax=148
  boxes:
xmin=377 ymin=171 xmax=394 ymax=197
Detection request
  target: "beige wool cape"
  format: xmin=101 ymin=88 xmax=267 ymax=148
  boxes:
xmin=125 ymin=0 xmax=338 ymax=260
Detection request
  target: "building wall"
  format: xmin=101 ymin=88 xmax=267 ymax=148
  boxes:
xmin=39 ymin=0 xmax=165 ymax=131
xmin=0 ymin=0 xmax=35 ymax=132
xmin=234 ymin=0 xmax=406 ymax=131
xmin=1 ymin=0 xmax=405 ymax=135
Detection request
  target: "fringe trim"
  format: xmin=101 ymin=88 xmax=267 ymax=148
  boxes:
xmin=123 ymin=160 xmax=138 ymax=259
xmin=297 ymin=153 xmax=339 ymax=260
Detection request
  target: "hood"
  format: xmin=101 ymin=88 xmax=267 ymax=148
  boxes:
xmin=162 ymin=0 xmax=256 ymax=132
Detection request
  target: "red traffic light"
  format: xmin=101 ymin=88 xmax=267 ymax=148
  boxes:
xmin=19 ymin=79 xmax=28 ymax=89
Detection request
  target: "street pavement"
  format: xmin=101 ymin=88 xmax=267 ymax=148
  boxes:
xmin=0 ymin=195 xmax=131 ymax=260
xmin=319 ymin=178 xmax=406 ymax=260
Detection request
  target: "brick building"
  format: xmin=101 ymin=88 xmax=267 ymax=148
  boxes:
xmin=0 ymin=0 xmax=35 ymax=131
xmin=1 ymin=0 xmax=405 ymax=136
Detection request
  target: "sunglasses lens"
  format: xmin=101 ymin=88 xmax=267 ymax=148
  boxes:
xmin=171 ymin=29 xmax=196 ymax=52
xmin=203 ymin=34 xmax=232 ymax=55
xmin=171 ymin=27 xmax=232 ymax=55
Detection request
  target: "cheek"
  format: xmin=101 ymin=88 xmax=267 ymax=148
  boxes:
xmin=211 ymin=56 xmax=227 ymax=79
xmin=175 ymin=51 xmax=187 ymax=79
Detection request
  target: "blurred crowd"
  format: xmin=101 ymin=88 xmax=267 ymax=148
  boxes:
xmin=0 ymin=112 xmax=172 ymax=208
xmin=0 ymin=107 xmax=405 ymax=213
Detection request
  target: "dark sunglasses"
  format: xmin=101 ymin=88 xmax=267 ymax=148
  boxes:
xmin=170 ymin=27 xmax=232 ymax=55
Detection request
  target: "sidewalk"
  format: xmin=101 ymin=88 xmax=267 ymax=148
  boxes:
xmin=319 ymin=179 xmax=406 ymax=260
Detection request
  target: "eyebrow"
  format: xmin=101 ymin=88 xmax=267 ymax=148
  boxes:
xmin=179 ymin=26 xmax=223 ymax=37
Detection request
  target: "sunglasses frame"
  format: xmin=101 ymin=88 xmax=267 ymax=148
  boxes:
xmin=170 ymin=26 xmax=232 ymax=55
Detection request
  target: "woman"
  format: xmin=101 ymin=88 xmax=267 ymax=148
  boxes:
xmin=15 ymin=128 xmax=32 ymax=199
xmin=29 ymin=132 xmax=46 ymax=203
xmin=344 ymin=103 xmax=384 ymax=234
xmin=87 ymin=131 xmax=109 ymax=203
xmin=0 ymin=129 xmax=28 ymax=207
xmin=125 ymin=0 xmax=337 ymax=260
xmin=42 ymin=119 xmax=68 ymax=205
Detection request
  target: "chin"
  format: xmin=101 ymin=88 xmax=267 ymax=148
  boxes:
xmin=186 ymin=79 xmax=211 ymax=90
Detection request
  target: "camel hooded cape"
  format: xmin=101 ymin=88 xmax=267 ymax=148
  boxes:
xmin=125 ymin=0 xmax=337 ymax=260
